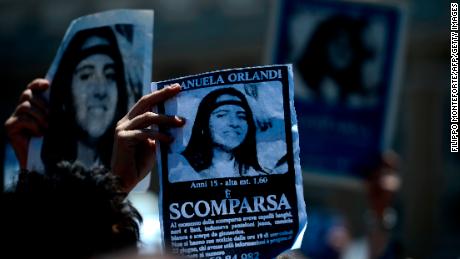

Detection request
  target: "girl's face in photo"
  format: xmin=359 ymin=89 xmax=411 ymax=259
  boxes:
xmin=327 ymin=30 xmax=354 ymax=71
xmin=71 ymin=53 xmax=118 ymax=138
xmin=209 ymin=94 xmax=249 ymax=151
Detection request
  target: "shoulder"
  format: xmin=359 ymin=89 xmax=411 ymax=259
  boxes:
xmin=243 ymin=167 xmax=266 ymax=177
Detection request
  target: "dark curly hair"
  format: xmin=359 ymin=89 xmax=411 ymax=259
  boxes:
xmin=1 ymin=161 xmax=142 ymax=258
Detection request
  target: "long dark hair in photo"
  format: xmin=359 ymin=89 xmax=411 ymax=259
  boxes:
xmin=296 ymin=15 xmax=374 ymax=101
xmin=42 ymin=26 xmax=127 ymax=169
xmin=181 ymin=88 xmax=264 ymax=175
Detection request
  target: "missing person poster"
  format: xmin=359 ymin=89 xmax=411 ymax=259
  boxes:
xmin=268 ymin=0 xmax=405 ymax=179
xmin=26 ymin=10 xmax=154 ymax=189
xmin=153 ymin=65 xmax=307 ymax=258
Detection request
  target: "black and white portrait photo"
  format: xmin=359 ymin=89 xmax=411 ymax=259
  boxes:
xmin=42 ymin=25 xmax=129 ymax=169
xmin=269 ymin=0 xmax=404 ymax=110
xmin=269 ymin=0 xmax=404 ymax=177
xmin=156 ymin=65 xmax=307 ymax=258
xmin=164 ymin=81 xmax=289 ymax=183
xmin=27 ymin=10 xmax=153 ymax=171
xmin=295 ymin=14 xmax=383 ymax=107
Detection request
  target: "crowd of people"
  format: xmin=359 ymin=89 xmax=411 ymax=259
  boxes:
xmin=2 ymin=15 xmax=401 ymax=259
xmin=3 ymin=77 xmax=401 ymax=259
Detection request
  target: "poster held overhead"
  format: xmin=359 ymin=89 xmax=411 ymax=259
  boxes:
xmin=27 ymin=10 xmax=154 ymax=191
xmin=268 ymin=0 xmax=406 ymax=180
xmin=154 ymin=64 xmax=307 ymax=258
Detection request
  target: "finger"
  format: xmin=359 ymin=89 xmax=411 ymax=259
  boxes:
xmin=27 ymin=78 xmax=50 ymax=91
xmin=19 ymin=90 xmax=48 ymax=115
xmin=128 ymin=83 xmax=181 ymax=118
xmin=118 ymin=128 xmax=173 ymax=143
xmin=125 ymin=112 xmax=185 ymax=131
xmin=147 ymin=138 xmax=156 ymax=148
xmin=115 ymin=114 xmax=130 ymax=128
xmin=28 ymin=96 xmax=49 ymax=116
xmin=6 ymin=116 xmax=44 ymax=137
xmin=14 ymin=101 xmax=48 ymax=129
xmin=19 ymin=89 xmax=33 ymax=103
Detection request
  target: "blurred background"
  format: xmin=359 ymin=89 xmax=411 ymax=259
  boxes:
xmin=0 ymin=0 xmax=457 ymax=258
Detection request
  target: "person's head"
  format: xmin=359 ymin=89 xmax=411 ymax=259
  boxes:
xmin=209 ymin=93 xmax=249 ymax=151
xmin=1 ymin=161 xmax=142 ymax=258
xmin=43 ymin=26 xmax=127 ymax=167
xmin=182 ymin=88 xmax=263 ymax=173
xmin=71 ymin=37 xmax=119 ymax=138
xmin=296 ymin=15 xmax=374 ymax=100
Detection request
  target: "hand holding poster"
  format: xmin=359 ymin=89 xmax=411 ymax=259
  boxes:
xmin=153 ymin=65 xmax=307 ymax=258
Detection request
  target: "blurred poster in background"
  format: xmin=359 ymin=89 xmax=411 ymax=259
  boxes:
xmin=268 ymin=0 xmax=406 ymax=179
